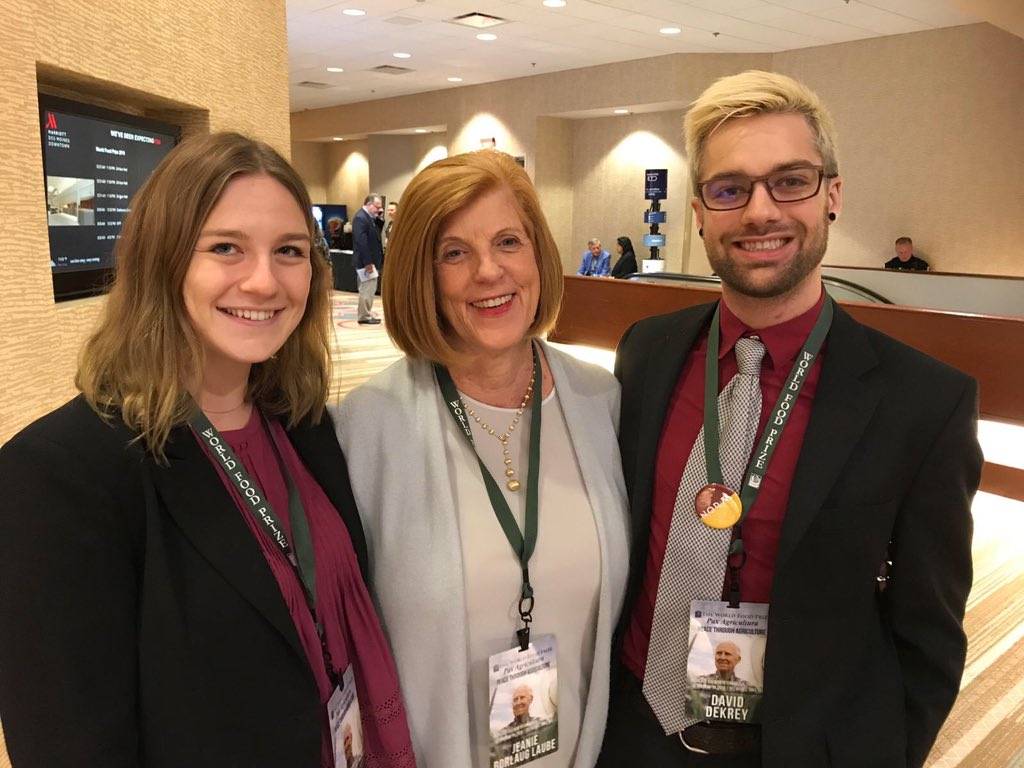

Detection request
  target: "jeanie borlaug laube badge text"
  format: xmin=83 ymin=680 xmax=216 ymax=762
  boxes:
xmin=686 ymin=601 xmax=768 ymax=723
xmin=488 ymin=634 xmax=559 ymax=767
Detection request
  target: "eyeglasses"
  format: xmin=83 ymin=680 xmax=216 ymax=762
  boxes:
xmin=698 ymin=166 xmax=836 ymax=211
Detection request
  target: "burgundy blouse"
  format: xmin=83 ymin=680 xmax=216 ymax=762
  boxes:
xmin=212 ymin=412 xmax=415 ymax=767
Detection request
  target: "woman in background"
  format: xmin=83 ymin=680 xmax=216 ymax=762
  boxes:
xmin=333 ymin=150 xmax=629 ymax=767
xmin=610 ymin=235 xmax=638 ymax=279
xmin=0 ymin=132 xmax=414 ymax=768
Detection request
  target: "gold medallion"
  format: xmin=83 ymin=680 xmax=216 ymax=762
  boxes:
xmin=694 ymin=483 xmax=742 ymax=529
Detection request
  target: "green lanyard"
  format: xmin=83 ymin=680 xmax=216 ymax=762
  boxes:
xmin=434 ymin=346 xmax=542 ymax=651
xmin=703 ymin=298 xmax=834 ymax=604
xmin=190 ymin=407 xmax=337 ymax=681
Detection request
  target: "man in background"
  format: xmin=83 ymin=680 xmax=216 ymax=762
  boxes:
xmin=884 ymin=236 xmax=930 ymax=271
xmin=576 ymin=238 xmax=611 ymax=277
xmin=352 ymin=193 xmax=383 ymax=325
xmin=383 ymin=200 xmax=398 ymax=252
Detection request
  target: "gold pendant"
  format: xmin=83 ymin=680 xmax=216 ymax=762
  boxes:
xmin=507 ymin=479 xmax=521 ymax=492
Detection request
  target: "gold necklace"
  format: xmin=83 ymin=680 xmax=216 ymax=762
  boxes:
xmin=463 ymin=377 xmax=535 ymax=492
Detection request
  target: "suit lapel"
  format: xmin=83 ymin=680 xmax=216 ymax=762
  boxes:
xmin=775 ymin=306 xmax=882 ymax=568
xmin=153 ymin=427 xmax=307 ymax=660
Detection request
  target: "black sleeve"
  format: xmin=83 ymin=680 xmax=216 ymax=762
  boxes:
xmin=886 ymin=378 xmax=981 ymax=767
xmin=0 ymin=430 xmax=142 ymax=767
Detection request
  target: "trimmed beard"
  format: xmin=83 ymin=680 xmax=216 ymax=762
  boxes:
xmin=705 ymin=209 xmax=830 ymax=300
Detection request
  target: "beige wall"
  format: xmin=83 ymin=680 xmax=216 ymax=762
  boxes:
xmin=292 ymin=23 xmax=1023 ymax=280
xmin=776 ymin=23 xmax=1024 ymax=275
xmin=1 ymin=0 xmax=291 ymax=441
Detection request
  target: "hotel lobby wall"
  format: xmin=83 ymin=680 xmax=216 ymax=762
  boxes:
xmin=774 ymin=22 xmax=1024 ymax=277
xmin=0 ymin=0 xmax=292 ymax=443
xmin=291 ymin=53 xmax=768 ymax=268
xmin=292 ymin=23 xmax=1022 ymax=281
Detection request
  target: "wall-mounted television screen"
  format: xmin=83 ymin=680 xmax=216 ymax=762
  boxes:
xmin=39 ymin=94 xmax=180 ymax=301
xmin=312 ymin=204 xmax=348 ymax=249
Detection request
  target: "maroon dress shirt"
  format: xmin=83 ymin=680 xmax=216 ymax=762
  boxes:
xmin=622 ymin=293 xmax=827 ymax=680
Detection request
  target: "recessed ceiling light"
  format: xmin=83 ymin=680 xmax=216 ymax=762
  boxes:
xmin=447 ymin=76 xmax=463 ymax=82
xmin=476 ymin=33 xmax=497 ymax=41
xmin=543 ymin=0 xmax=566 ymax=7
xmin=660 ymin=26 xmax=682 ymax=35
xmin=342 ymin=8 xmax=366 ymax=16
xmin=614 ymin=108 xmax=629 ymax=114
xmin=326 ymin=67 xmax=344 ymax=73
xmin=393 ymin=52 xmax=411 ymax=59
xmin=333 ymin=137 xmax=344 ymax=141
xmin=415 ymin=129 xmax=427 ymax=134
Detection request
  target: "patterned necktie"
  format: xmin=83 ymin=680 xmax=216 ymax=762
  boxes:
xmin=642 ymin=335 xmax=766 ymax=734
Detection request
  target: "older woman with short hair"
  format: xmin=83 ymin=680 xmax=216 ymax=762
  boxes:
xmin=333 ymin=150 xmax=629 ymax=767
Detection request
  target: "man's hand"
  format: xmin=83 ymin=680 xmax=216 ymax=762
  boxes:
xmin=365 ymin=263 xmax=376 ymax=276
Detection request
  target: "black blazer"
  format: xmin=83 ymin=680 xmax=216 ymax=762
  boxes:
xmin=610 ymin=251 xmax=638 ymax=279
xmin=0 ymin=397 xmax=367 ymax=768
xmin=612 ymin=302 xmax=982 ymax=768
xmin=352 ymin=207 xmax=383 ymax=270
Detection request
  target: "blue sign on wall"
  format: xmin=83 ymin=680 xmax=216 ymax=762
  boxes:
xmin=644 ymin=169 xmax=668 ymax=200
xmin=643 ymin=233 xmax=666 ymax=247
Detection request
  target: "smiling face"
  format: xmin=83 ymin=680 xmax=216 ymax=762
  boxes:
xmin=693 ymin=113 xmax=841 ymax=318
xmin=433 ymin=186 xmax=540 ymax=362
xmin=183 ymin=173 xmax=312 ymax=390
xmin=511 ymin=685 xmax=533 ymax=719
xmin=715 ymin=642 xmax=741 ymax=675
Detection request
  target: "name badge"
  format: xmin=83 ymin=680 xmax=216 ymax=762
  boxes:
xmin=686 ymin=601 xmax=768 ymax=723
xmin=328 ymin=665 xmax=365 ymax=768
xmin=488 ymin=633 xmax=559 ymax=767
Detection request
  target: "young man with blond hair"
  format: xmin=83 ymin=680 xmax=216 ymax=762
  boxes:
xmin=599 ymin=70 xmax=981 ymax=768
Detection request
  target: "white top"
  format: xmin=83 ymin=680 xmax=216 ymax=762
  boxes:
xmin=453 ymin=388 xmax=600 ymax=767
xmin=331 ymin=341 xmax=629 ymax=768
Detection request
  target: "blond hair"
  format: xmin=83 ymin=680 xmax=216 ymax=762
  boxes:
xmin=76 ymin=132 xmax=331 ymax=458
xmin=684 ymin=70 xmax=839 ymax=193
xmin=383 ymin=150 xmax=564 ymax=368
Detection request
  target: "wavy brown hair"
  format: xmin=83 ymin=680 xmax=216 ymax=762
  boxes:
xmin=383 ymin=150 xmax=564 ymax=368
xmin=76 ymin=132 xmax=331 ymax=458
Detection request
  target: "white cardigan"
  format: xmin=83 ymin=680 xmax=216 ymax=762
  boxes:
xmin=332 ymin=341 xmax=629 ymax=768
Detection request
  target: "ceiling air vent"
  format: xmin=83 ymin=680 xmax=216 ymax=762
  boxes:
xmin=371 ymin=65 xmax=414 ymax=75
xmin=296 ymin=81 xmax=333 ymax=89
xmin=448 ymin=12 xmax=507 ymax=29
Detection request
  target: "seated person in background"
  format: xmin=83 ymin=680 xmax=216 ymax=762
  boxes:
xmin=577 ymin=238 xmax=611 ymax=276
xmin=884 ymin=236 xmax=929 ymax=271
xmin=611 ymin=235 xmax=638 ymax=279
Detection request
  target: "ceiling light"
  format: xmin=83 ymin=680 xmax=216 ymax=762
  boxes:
xmin=543 ymin=0 xmax=566 ymax=7
xmin=660 ymin=26 xmax=681 ymax=35
xmin=326 ymin=67 xmax=344 ymax=73
xmin=476 ymin=33 xmax=497 ymax=41
xmin=393 ymin=52 xmax=412 ymax=59
xmin=333 ymin=137 xmax=344 ymax=141
xmin=614 ymin=108 xmax=629 ymax=114
xmin=343 ymin=8 xmax=366 ymax=16
xmin=447 ymin=76 xmax=463 ymax=82
xmin=415 ymin=129 xmax=427 ymax=133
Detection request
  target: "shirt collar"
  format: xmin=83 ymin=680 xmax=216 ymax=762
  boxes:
xmin=718 ymin=289 xmax=826 ymax=371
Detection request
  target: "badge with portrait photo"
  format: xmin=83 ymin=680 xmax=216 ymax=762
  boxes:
xmin=487 ymin=634 xmax=559 ymax=767
xmin=327 ymin=665 xmax=365 ymax=768
xmin=686 ymin=601 xmax=768 ymax=724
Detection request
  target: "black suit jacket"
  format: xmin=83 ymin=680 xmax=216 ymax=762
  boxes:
xmin=613 ymin=301 xmax=982 ymax=768
xmin=0 ymin=397 xmax=367 ymax=768
xmin=352 ymin=207 xmax=383 ymax=270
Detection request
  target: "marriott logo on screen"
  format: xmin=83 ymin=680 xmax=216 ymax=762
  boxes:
xmin=45 ymin=113 xmax=58 ymax=130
